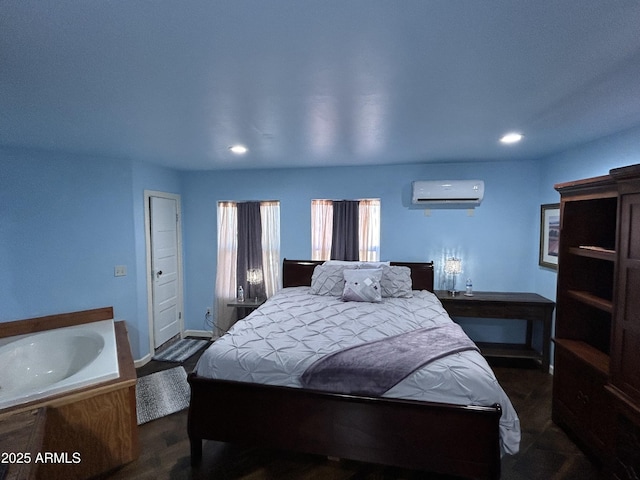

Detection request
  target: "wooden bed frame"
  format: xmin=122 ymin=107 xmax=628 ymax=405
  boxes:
xmin=187 ymin=259 xmax=503 ymax=479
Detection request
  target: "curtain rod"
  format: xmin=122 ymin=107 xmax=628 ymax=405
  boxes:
xmin=312 ymin=198 xmax=380 ymax=202
xmin=218 ymin=200 xmax=280 ymax=205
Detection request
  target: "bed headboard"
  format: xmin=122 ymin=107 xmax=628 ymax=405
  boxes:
xmin=282 ymin=259 xmax=435 ymax=292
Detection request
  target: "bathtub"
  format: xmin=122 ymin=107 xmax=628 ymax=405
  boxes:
xmin=0 ymin=318 xmax=119 ymax=410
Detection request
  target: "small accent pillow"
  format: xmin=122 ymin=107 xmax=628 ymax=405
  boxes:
xmin=310 ymin=264 xmax=349 ymax=296
xmin=380 ymin=265 xmax=413 ymax=298
xmin=342 ymin=268 xmax=383 ymax=303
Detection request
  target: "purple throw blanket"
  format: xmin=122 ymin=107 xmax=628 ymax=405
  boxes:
xmin=300 ymin=323 xmax=479 ymax=396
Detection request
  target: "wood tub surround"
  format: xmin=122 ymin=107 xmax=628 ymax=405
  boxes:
xmin=0 ymin=308 xmax=139 ymax=480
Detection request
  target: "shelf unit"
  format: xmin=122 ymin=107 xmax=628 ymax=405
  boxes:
xmin=553 ymin=165 xmax=640 ymax=477
xmin=553 ymin=175 xmax=618 ymax=463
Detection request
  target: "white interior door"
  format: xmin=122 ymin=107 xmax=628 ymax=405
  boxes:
xmin=150 ymin=196 xmax=181 ymax=348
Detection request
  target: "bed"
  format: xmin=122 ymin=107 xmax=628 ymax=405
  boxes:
xmin=187 ymin=259 xmax=520 ymax=479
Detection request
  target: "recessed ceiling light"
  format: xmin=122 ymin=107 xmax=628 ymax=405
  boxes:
xmin=229 ymin=145 xmax=248 ymax=154
xmin=500 ymin=133 xmax=524 ymax=144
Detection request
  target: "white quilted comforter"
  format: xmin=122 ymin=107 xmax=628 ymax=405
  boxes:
xmin=196 ymin=287 xmax=521 ymax=455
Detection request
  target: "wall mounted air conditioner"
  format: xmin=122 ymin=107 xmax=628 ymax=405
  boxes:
xmin=411 ymin=180 xmax=485 ymax=207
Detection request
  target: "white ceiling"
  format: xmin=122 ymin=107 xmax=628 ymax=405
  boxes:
xmin=1 ymin=1 xmax=640 ymax=171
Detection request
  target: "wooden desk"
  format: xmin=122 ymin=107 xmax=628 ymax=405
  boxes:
xmin=435 ymin=291 xmax=555 ymax=372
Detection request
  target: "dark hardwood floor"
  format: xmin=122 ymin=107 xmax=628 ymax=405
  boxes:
xmin=104 ymin=347 xmax=602 ymax=480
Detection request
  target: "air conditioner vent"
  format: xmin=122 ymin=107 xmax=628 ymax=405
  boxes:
xmin=412 ymin=180 xmax=484 ymax=207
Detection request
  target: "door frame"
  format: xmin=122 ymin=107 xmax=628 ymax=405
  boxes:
xmin=144 ymin=190 xmax=184 ymax=353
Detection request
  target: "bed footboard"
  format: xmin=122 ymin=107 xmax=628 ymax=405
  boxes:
xmin=187 ymin=373 xmax=502 ymax=479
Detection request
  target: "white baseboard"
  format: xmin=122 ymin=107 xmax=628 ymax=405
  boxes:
xmin=134 ymin=353 xmax=152 ymax=369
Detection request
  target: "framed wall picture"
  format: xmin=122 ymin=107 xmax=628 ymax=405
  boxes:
xmin=539 ymin=203 xmax=560 ymax=269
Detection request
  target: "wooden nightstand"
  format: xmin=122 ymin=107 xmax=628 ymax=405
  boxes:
xmin=227 ymin=298 xmax=266 ymax=320
xmin=435 ymin=290 xmax=555 ymax=372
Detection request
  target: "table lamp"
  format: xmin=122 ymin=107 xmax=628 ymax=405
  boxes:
xmin=444 ymin=258 xmax=462 ymax=296
xmin=247 ymin=268 xmax=264 ymax=302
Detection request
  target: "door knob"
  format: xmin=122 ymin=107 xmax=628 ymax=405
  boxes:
xmin=156 ymin=270 xmax=163 ymax=278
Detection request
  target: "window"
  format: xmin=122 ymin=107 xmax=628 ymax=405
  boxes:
xmin=215 ymin=201 xmax=280 ymax=335
xmin=311 ymin=199 xmax=380 ymax=261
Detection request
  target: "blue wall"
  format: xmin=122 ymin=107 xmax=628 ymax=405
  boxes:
xmin=180 ymin=159 xmax=542 ymax=343
xmin=1 ymin=148 xmax=138 ymax=332
xmin=2 ymin=125 xmax=639 ymax=361
xmin=0 ymin=148 xmax=181 ymax=359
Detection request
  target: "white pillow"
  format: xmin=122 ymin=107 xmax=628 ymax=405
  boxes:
xmin=341 ymin=268 xmax=383 ymax=303
xmin=324 ymin=260 xmax=391 ymax=267
xmin=357 ymin=261 xmax=391 ymax=268
xmin=323 ymin=260 xmax=361 ymax=266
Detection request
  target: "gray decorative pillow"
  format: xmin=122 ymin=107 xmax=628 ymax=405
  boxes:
xmin=310 ymin=264 xmax=349 ymax=296
xmin=342 ymin=268 xmax=383 ymax=303
xmin=380 ymin=265 xmax=413 ymax=298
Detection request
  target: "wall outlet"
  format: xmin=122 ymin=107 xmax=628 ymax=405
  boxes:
xmin=206 ymin=307 xmax=212 ymax=316
xmin=114 ymin=265 xmax=127 ymax=277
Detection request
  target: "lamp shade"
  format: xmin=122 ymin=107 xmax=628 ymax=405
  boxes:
xmin=444 ymin=258 xmax=462 ymax=275
xmin=247 ymin=268 xmax=263 ymax=285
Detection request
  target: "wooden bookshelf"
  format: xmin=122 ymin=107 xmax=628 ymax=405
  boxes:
xmin=553 ymin=165 xmax=640 ymax=474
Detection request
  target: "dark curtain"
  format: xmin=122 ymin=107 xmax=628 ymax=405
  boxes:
xmin=237 ymin=202 xmax=263 ymax=299
xmin=330 ymin=200 xmax=359 ymax=261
